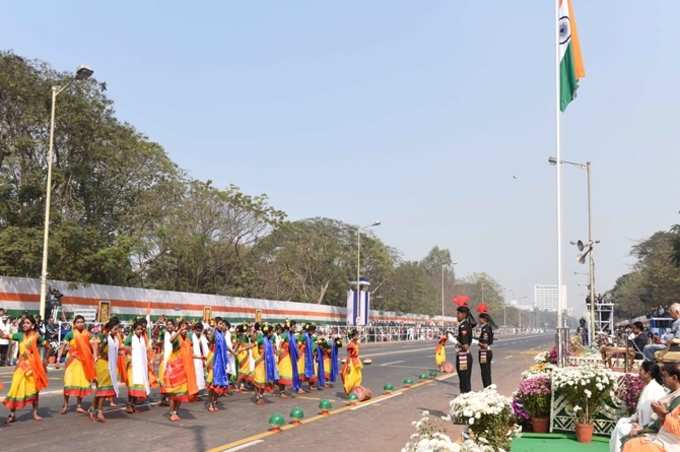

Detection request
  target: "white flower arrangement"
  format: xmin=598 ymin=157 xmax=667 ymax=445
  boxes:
xmin=449 ymin=384 xmax=510 ymax=423
xmin=449 ymin=385 xmax=518 ymax=450
xmin=403 ymin=386 xmax=517 ymax=452
xmin=402 ymin=411 xmax=495 ymax=452
xmin=551 ymin=365 xmax=617 ymax=424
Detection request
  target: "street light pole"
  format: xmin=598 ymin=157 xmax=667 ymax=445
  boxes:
xmin=38 ymin=66 xmax=94 ymax=320
xmin=585 ymin=162 xmax=596 ymax=346
xmin=548 ymin=156 xmax=596 ymax=345
xmin=441 ymin=264 xmax=445 ymax=318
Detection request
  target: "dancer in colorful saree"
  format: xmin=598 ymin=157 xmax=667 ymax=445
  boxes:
xmin=90 ymin=318 xmax=121 ymax=422
xmin=60 ymin=315 xmax=97 ymax=415
xmin=206 ymin=317 xmax=229 ymax=412
xmin=315 ymin=336 xmax=327 ymax=390
xmin=1 ymin=315 xmax=48 ymax=424
xmin=253 ymin=324 xmax=278 ymax=404
xmin=286 ymin=320 xmax=301 ymax=393
xmin=435 ymin=334 xmax=447 ymax=371
xmin=341 ymin=329 xmax=363 ymax=394
xmin=107 ymin=317 xmax=124 ymax=407
xmin=161 ymin=320 xmax=197 ymax=421
xmin=320 ymin=338 xmax=333 ymax=388
xmin=300 ymin=323 xmax=318 ymax=391
xmin=276 ymin=326 xmax=293 ymax=397
xmin=235 ymin=324 xmax=255 ymax=390
xmin=329 ymin=336 xmax=342 ymax=387
xmin=192 ymin=322 xmax=209 ymax=398
xmin=125 ymin=320 xmax=151 ymax=414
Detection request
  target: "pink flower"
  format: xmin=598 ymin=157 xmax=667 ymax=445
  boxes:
xmin=617 ymin=374 xmax=644 ymax=414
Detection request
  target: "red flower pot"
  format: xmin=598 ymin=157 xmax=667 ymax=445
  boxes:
xmin=531 ymin=416 xmax=549 ymax=433
xmin=575 ymin=422 xmax=593 ymax=443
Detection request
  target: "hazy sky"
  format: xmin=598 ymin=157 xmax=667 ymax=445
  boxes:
xmin=4 ymin=1 xmax=680 ymax=315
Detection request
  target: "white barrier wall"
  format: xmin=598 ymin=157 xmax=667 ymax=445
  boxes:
xmin=0 ymin=276 xmax=454 ymax=325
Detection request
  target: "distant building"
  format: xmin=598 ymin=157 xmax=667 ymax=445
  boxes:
xmin=533 ymin=284 xmax=567 ymax=312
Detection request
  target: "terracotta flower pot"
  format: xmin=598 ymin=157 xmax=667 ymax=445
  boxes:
xmin=575 ymin=422 xmax=593 ymax=443
xmin=531 ymin=416 xmax=549 ymax=433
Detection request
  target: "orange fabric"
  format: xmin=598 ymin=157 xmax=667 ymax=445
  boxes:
xmin=278 ymin=344 xmax=289 ymax=364
xmin=145 ymin=334 xmax=159 ymax=388
xmin=117 ymin=351 xmax=128 ymax=385
xmin=347 ymin=341 xmax=361 ymax=367
xmin=179 ymin=335 xmax=198 ymax=395
xmin=622 ymin=437 xmax=663 ymax=452
xmin=73 ymin=330 xmax=96 ymax=382
xmin=26 ymin=333 xmax=48 ymax=391
xmin=662 ymin=404 xmax=680 ymax=435
xmin=117 ymin=334 xmax=129 ymax=386
xmin=567 ymin=0 xmax=585 ymax=78
xmin=623 ymin=405 xmax=680 ymax=451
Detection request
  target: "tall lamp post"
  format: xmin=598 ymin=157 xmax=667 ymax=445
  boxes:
xmin=548 ymin=156 xmax=596 ymax=345
xmin=39 ymin=65 xmax=94 ymax=319
xmin=356 ymin=221 xmax=381 ymax=310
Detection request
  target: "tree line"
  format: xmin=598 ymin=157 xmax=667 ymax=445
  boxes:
xmin=607 ymin=225 xmax=680 ymax=319
xmin=0 ymin=51 xmax=542 ymax=325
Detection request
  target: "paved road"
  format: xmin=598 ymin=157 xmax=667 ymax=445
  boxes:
xmin=0 ymin=334 xmax=552 ymax=451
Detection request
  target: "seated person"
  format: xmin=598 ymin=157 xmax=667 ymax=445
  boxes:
xmin=623 ymin=362 xmax=680 ymax=451
xmin=644 ymin=304 xmax=680 ymax=362
xmin=630 ymin=322 xmax=650 ymax=359
xmin=611 ymin=361 xmax=667 ymax=452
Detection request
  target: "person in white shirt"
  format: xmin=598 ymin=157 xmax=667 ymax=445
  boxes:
xmin=611 ymin=361 xmax=668 ymax=452
xmin=0 ymin=308 xmax=10 ymax=366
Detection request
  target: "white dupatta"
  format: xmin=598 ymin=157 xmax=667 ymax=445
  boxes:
xmin=107 ymin=334 xmax=120 ymax=397
xmin=225 ymin=330 xmax=235 ymax=376
xmin=193 ymin=333 xmax=206 ymax=391
xmin=131 ymin=334 xmax=150 ymax=395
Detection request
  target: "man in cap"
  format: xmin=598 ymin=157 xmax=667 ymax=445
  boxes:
xmin=455 ymin=304 xmax=475 ymax=393
xmin=476 ymin=304 xmax=495 ymax=388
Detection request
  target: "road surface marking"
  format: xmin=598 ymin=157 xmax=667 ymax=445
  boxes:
xmin=224 ymin=440 xmax=264 ymax=451
xmin=207 ymin=372 xmax=456 ymax=451
xmin=207 ymin=430 xmax=278 ymax=452
xmin=296 ymin=396 xmax=336 ymax=402
xmin=435 ymin=372 xmax=458 ymax=381
xmin=350 ymin=391 xmax=402 ymax=410
xmin=385 ymin=365 xmax=434 ymax=370
xmin=379 ymin=360 xmax=406 ymax=367
xmin=504 ymin=355 xmax=514 ymax=360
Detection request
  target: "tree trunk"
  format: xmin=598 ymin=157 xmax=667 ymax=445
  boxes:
xmin=317 ymin=281 xmax=329 ymax=304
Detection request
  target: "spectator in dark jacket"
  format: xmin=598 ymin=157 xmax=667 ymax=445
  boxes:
xmin=629 ymin=321 xmax=649 ymax=359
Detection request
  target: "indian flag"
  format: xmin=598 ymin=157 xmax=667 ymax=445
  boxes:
xmin=559 ymin=0 xmax=585 ymax=111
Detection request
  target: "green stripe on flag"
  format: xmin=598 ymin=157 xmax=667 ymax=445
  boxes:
xmin=560 ymin=43 xmax=579 ymax=112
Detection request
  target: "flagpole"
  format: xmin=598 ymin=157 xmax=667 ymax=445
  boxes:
xmin=555 ymin=0 xmax=566 ymax=363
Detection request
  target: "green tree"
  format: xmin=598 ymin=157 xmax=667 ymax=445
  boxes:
xmin=142 ymin=180 xmax=285 ymax=295
xmin=250 ymin=218 xmax=396 ymax=305
xmin=0 ymin=52 xmax=181 ymax=284
xmin=381 ymin=261 xmax=438 ymax=315
xmin=607 ymin=228 xmax=680 ymax=318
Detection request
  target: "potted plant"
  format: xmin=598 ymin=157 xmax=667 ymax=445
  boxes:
xmin=449 ymin=385 xmax=520 ymax=450
xmin=552 ymin=365 xmax=617 ymax=443
xmin=516 ymin=374 xmax=552 ymax=433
